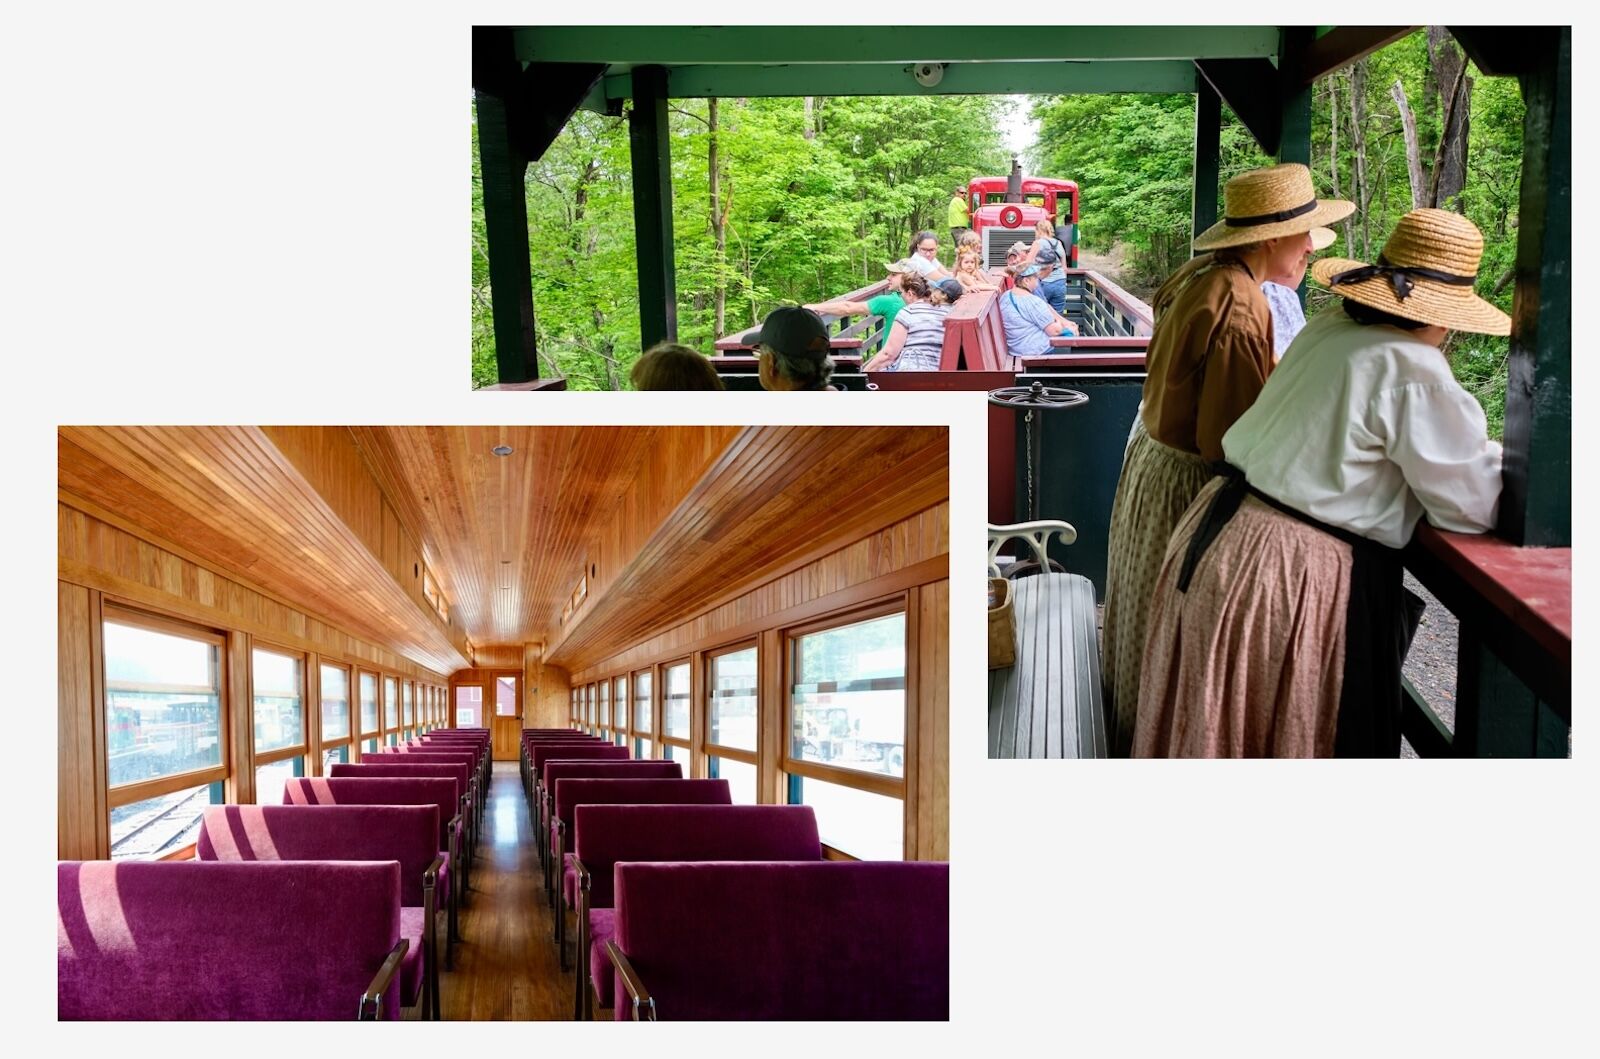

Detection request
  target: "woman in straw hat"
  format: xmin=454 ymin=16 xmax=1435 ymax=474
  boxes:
xmin=1131 ymin=208 xmax=1507 ymax=758
xmin=1101 ymin=163 xmax=1352 ymax=756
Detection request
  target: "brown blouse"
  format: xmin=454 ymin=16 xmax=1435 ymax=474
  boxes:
xmin=1139 ymin=250 xmax=1274 ymax=461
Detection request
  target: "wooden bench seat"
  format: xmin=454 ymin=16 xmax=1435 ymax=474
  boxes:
xmin=988 ymin=572 xmax=1107 ymax=758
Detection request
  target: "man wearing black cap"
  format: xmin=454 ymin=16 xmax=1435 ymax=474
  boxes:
xmin=750 ymin=306 xmax=840 ymax=391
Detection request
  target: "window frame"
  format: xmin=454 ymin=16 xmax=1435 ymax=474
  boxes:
xmin=317 ymin=659 xmax=354 ymax=756
xmin=101 ymin=604 xmax=229 ymax=810
xmin=630 ymin=667 xmax=655 ymax=756
xmin=660 ymin=657 xmax=693 ymax=762
xmin=612 ymin=675 xmax=628 ymax=746
xmin=703 ymin=640 xmax=759 ymax=768
xmin=598 ymin=676 xmax=611 ymax=734
xmin=382 ymin=674 xmax=399 ymax=742
xmin=357 ymin=668 xmax=381 ymax=739
xmin=781 ymin=599 xmax=909 ymax=802
xmin=249 ymin=640 xmax=308 ymax=769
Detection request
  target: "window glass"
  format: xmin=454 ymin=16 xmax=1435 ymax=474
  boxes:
xmin=251 ymin=647 xmax=303 ymax=755
xmin=794 ymin=775 xmax=903 ymax=860
xmin=496 ymin=675 xmax=517 ymax=718
xmin=363 ymin=737 xmax=378 ymax=754
xmin=110 ymin=780 xmax=222 ymax=860
xmin=711 ymin=756 xmax=758 ymax=804
xmin=255 ymin=756 xmax=304 ymax=806
xmin=359 ymin=672 xmax=379 ymax=734
xmin=637 ymin=737 xmax=653 ymax=760
xmin=320 ymin=664 xmax=350 ymax=742
xmin=104 ymin=619 xmax=222 ymax=788
xmin=709 ymin=647 xmax=758 ymax=752
xmin=455 ymin=685 xmax=480 ymax=728
xmin=790 ymin=613 xmax=905 ymax=778
xmin=664 ymin=743 xmax=690 ymax=769
xmin=615 ymin=678 xmax=628 ymax=744
xmin=599 ymin=680 xmax=610 ymax=729
xmin=384 ymin=676 xmax=399 ymax=730
xmin=664 ymin=663 xmax=690 ymax=739
xmin=633 ymin=672 xmax=651 ymax=734
xmin=322 ymin=745 xmax=348 ymax=772
xmin=403 ymin=681 xmax=414 ymax=726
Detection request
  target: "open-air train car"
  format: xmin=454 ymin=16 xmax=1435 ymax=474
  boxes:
xmin=58 ymin=425 xmax=950 ymax=1020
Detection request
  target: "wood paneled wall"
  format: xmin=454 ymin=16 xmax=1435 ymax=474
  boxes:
xmin=570 ymin=502 xmax=948 ymax=682
xmin=58 ymin=505 xmax=450 ymax=859
xmin=568 ymin=502 xmax=949 ymax=861
xmin=60 ymin=504 xmax=447 ymax=682
xmin=262 ymin=427 xmax=466 ymax=657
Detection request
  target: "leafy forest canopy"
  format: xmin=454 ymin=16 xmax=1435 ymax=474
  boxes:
xmin=471 ymin=28 xmax=1525 ymax=431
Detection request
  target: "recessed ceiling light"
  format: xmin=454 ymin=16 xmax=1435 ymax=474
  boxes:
xmin=492 ymin=445 xmax=513 ymax=456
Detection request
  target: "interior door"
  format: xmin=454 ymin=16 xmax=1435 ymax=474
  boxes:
xmin=491 ymin=673 xmax=522 ymax=761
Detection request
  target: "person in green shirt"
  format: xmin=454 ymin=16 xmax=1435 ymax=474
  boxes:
xmin=805 ymin=260 xmax=912 ymax=358
xmin=948 ymin=186 xmax=971 ymax=245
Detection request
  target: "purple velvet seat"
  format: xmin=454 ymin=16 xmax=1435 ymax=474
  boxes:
xmin=529 ymin=744 xmax=629 ymax=865
xmin=570 ymin=804 xmax=821 ymax=1018
xmin=58 ymin=860 xmax=407 ymax=1020
xmin=195 ymin=804 xmax=443 ymax=1020
xmin=538 ymin=760 xmax=682 ymax=870
xmin=607 ymin=861 xmax=949 ymax=1021
xmin=547 ymin=779 xmax=731 ymax=969
xmin=283 ymin=776 xmax=464 ymax=960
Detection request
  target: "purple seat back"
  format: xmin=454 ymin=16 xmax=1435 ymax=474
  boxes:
xmin=283 ymin=777 xmax=457 ymax=850
xmin=59 ymin=860 xmax=403 ymax=1020
xmin=532 ymin=743 xmax=628 ymax=777
xmin=554 ymin=778 xmax=730 ymax=834
xmin=576 ymin=805 xmax=821 ymax=907
xmin=378 ymin=750 xmax=478 ymax=771
xmin=543 ymin=761 xmax=681 ymax=798
xmin=332 ymin=762 xmax=465 ymax=803
xmin=612 ymin=861 xmax=949 ymax=1020
xmin=196 ymin=805 xmax=437 ymax=906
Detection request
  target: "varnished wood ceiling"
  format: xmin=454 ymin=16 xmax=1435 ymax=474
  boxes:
xmin=59 ymin=426 xmax=950 ymax=678
xmin=348 ymin=426 xmax=743 ymax=652
xmin=58 ymin=427 xmax=468 ymax=675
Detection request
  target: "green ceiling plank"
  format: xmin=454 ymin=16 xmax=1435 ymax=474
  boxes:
xmin=599 ymin=59 xmax=1199 ymax=100
xmin=514 ymin=26 xmax=1280 ymax=65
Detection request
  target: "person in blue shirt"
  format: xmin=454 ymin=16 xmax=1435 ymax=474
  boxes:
xmin=999 ymin=264 xmax=1077 ymax=356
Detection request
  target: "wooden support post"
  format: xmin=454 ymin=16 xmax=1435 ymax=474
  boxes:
xmin=1500 ymin=27 xmax=1571 ymax=547
xmin=475 ymin=91 xmax=539 ymax=385
xmin=629 ymin=64 xmax=677 ymax=349
xmin=1276 ymin=28 xmax=1314 ymax=166
xmin=1191 ymin=79 xmax=1221 ymax=256
xmin=1453 ymin=628 xmax=1567 ymax=758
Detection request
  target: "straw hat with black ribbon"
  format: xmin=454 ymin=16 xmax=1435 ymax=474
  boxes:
xmin=1310 ymin=207 xmax=1510 ymax=336
xmin=1192 ymin=163 xmax=1354 ymax=251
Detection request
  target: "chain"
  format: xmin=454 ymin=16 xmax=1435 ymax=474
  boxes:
xmin=1024 ymin=407 xmax=1034 ymax=519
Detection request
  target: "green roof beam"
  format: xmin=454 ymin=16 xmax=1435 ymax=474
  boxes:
xmin=514 ymin=26 xmax=1280 ymax=65
xmin=595 ymin=59 xmax=1199 ymax=102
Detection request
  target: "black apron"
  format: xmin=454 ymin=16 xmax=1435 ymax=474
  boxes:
xmin=1176 ymin=465 xmax=1425 ymax=757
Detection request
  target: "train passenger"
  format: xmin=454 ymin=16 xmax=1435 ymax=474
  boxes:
xmin=1000 ymin=241 xmax=1030 ymax=291
xmin=750 ymin=306 xmax=841 ymax=391
xmin=1132 ymin=209 xmax=1506 ymax=757
xmin=1019 ymin=218 xmax=1070 ymax=313
xmin=863 ymin=274 xmax=948 ymax=373
xmin=956 ymin=228 xmax=982 ymax=260
xmin=948 ymin=186 xmax=971 ymax=244
xmin=905 ymin=230 xmax=954 ymax=281
xmin=1264 ymin=227 xmax=1337 ymax=359
xmin=805 ymin=261 xmax=912 ymax=354
xmin=999 ymin=264 xmax=1078 ymax=357
xmin=1100 ymin=163 xmax=1353 ymax=756
xmin=954 ymin=249 xmax=997 ymax=293
xmin=630 ymin=342 xmax=727 ymax=391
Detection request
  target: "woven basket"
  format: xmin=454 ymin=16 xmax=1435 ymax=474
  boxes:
xmin=988 ymin=577 xmax=1015 ymax=669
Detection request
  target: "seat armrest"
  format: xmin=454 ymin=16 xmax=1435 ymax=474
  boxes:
xmin=605 ymin=940 xmax=656 ymax=1021
xmin=358 ymin=939 xmax=410 ymax=1020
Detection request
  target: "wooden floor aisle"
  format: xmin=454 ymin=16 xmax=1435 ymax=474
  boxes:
xmin=440 ymin=761 xmax=582 ymax=1020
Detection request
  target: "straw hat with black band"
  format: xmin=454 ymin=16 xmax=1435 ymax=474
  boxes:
xmin=1311 ymin=207 xmax=1510 ymax=336
xmin=1192 ymin=163 xmax=1353 ymax=252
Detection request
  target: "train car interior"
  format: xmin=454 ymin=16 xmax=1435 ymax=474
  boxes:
xmin=57 ymin=425 xmax=950 ymax=1020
